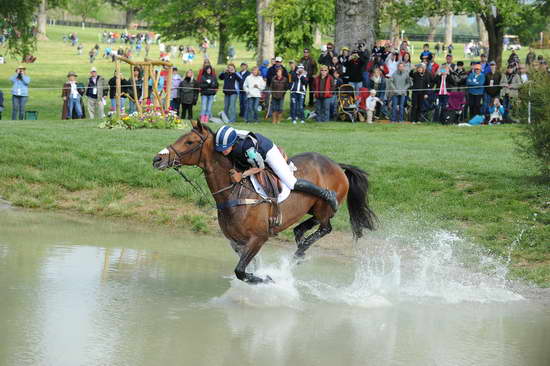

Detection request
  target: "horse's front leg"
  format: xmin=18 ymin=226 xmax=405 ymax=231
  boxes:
xmin=235 ymin=236 xmax=270 ymax=284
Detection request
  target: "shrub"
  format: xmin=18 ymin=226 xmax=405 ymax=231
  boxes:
xmin=517 ymin=71 xmax=550 ymax=178
xmin=98 ymin=109 xmax=187 ymax=130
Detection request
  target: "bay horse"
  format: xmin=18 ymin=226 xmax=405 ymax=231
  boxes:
xmin=153 ymin=121 xmax=375 ymax=283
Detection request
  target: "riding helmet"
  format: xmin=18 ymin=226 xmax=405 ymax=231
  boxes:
xmin=215 ymin=125 xmax=238 ymax=152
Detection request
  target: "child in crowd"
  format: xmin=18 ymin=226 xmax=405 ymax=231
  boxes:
xmin=488 ymin=98 xmax=505 ymax=124
xmin=366 ymin=89 xmax=382 ymax=124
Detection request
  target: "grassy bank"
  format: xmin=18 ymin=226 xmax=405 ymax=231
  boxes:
xmin=0 ymin=120 xmax=548 ymax=285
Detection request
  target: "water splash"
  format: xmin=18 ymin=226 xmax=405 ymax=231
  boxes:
xmin=212 ymin=229 xmax=524 ymax=309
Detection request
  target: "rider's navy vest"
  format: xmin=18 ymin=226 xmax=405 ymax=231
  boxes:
xmin=229 ymin=132 xmax=273 ymax=171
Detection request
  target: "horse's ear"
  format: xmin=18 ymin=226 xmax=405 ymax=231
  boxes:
xmin=195 ymin=119 xmax=204 ymax=132
xmin=191 ymin=119 xmax=198 ymax=129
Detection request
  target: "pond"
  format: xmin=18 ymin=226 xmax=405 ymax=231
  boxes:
xmin=1 ymin=207 xmax=549 ymax=366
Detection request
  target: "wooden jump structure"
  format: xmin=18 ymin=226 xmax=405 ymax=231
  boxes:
xmin=114 ymin=56 xmax=173 ymax=115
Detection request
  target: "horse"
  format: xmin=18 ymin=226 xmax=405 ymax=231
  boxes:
xmin=153 ymin=121 xmax=376 ymax=284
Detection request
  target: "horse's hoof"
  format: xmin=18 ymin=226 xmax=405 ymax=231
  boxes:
xmin=264 ymin=275 xmax=274 ymax=283
xmin=245 ymin=274 xmax=264 ymax=284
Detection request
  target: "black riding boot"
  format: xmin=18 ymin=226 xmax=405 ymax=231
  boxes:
xmin=293 ymin=179 xmax=338 ymax=212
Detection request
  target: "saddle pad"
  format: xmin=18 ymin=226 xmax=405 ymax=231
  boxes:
xmin=250 ymin=162 xmax=297 ymax=203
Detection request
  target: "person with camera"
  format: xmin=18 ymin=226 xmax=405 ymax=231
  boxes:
xmin=219 ymin=63 xmax=240 ymax=123
xmin=318 ymin=43 xmax=336 ymax=66
xmin=299 ymin=48 xmax=318 ymax=107
xmin=289 ymin=64 xmax=308 ymax=124
xmin=10 ymin=66 xmax=31 ymax=120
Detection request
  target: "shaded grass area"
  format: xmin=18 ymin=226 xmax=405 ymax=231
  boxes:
xmin=0 ymin=120 xmax=548 ymax=285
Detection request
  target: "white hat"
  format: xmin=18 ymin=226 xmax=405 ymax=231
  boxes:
xmin=297 ymin=64 xmax=304 ymax=69
xmin=90 ymin=67 xmax=97 ymax=72
xmin=275 ymin=56 xmax=283 ymax=62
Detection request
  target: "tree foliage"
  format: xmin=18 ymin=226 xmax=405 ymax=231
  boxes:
xmin=229 ymin=0 xmax=334 ymax=61
xmin=65 ymin=0 xmax=103 ymax=23
xmin=0 ymin=0 xmax=38 ymax=57
xmin=506 ymin=0 xmax=550 ymax=46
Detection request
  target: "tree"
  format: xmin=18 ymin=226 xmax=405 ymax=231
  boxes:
xmin=37 ymin=0 xmax=48 ymax=40
xmin=106 ymin=0 xmax=141 ymax=29
xmin=507 ymin=0 xmax=550 ymax=46
xmin=66 ymin=0 xmax=102 ymax=24
xmin=335 ymin=0 xmax=379 ymax=51
xmin=0 ymin=0 xmax=40 ymax=57
xmin=381 ymin=0 xmax=421 ymax=47
xmin=257 ymin=0 xmax=275 ymax=65
xmin=444 ymin=13 xmax=453 ymax=45
xmin=427 ymin=16 xmax=442 ymax=42
xmin=139 ymin=0 xmax=243 ymax=64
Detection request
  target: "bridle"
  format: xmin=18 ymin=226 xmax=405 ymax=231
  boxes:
xmin=166 ymin=128 xmax=207 ymax=168
xmin=165 ymin=128 xmax=210 ymax=203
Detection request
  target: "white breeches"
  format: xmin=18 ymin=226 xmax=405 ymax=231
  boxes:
xmin=265 ymin=145 xmax=297 ymax=189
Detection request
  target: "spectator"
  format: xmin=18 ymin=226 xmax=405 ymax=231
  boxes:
xmin=300 ymin=48 xmax=318 ymax=107
xmin=488 ymin=98 xmax=505 ymax=124
xmin=62 ymin=71 xmax=85 ymax=120
xmin=338 ymin=47 xmax=350 ymax=65
xmin=178 ymin=70 xmax=198 ymax=120
xmin=419 ymin=44 xmax=432 ymax=61
xmin=434 ymin=43 xmax=441 ymax=57
xmin=344 ymin=51 xmax=364 ymax=94
xmin=330 ymin=70 xmax=344 ymax=120
xmin=197 ymin=59 xmax=216 ymax=81
xmin=128 ymin=67 xmax=143 ymax=114
xmin=170 ymin=67 xmax=183 ymax=113
xmin=525 ymin=48 xmax=536 ymax=66
xmin=270 ymin=68 xmax=289 ymax=124
xmin=440 ymin=54 xmax=457 ymax=73
xmin=501 ymin=64 xmax=521 ymax=118
xmin=328 ymin=56 xmax=344 ymax=77
xmin=198 ymin=65 xmax=218 ymax=123
xmin=400 ymin=52 xmax=412 ymax=73
xmin=86 ymin=67 xmax=107 ymax=119
xmin=289 ymin=64 xmax=308 ymax=124
xmin=313 ymin=65 xmax=334 ymax=122
xmin=267 ymin=56 xmax=288 ymax=87
xmin=10 ymin=65 xmax=30 ymax=120
xmin=483 ymin=61 xmax=502 ymax=114
xmin=451 ymin=61 xmax=468 ymax=90
xmin=385 ymin=52 xmax=400 ymax=77
xmin=318 ymin=43 xmax=337 ymax=66
xmin=508 ymin=51 xmax=520 ymax=69
xmin=108 ymin=71 xmax=130 ymax=114
xmin=388 ymin=62 xmax=412 ymax=123
xmin=479 ymin=54 xmax=491 ymax=74
xmin=447 ymin=44 xmax=454 ymax=55
xmin=236 ymin=63 xmax=250 ymax=118
xmin=422 ymin=55 xmax=439 ymax=76
xmin=259 ymin=60 xmax=269 ymax=79
xmin=77 ymin=43 xmax=83 ymax=56
xmin=147 ymin=69 xmax=165 ymax=104
xmin=434 ymin=66 xmax=452 ymax=123
xmin=518 ymin=64 xmax=529 ymax=83
xmin=219 ymin=63 xmax=240 ymax=123
xmin=466 ymin=64 xmax=485 ymax=118
xmin=243 ymin=66 xmax=265 ymax=123
xmin=366 ymin=89 xmax=382 ymax=123
xmin=366 ymin=67 xmax=387 ymax=118
xmin=409 ymin=64 xmax=433 ymax=123
xmin=0 ymin=55 xmax=4 ymax=64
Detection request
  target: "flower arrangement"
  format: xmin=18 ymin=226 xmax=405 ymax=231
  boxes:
xmin=98 ymin=109 xmax=187 ymax=130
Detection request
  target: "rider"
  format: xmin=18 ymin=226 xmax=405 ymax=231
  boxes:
xmin=215 ymin=125 xmax=338 ymax=212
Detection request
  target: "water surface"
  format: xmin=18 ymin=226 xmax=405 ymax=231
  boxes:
xmin=1 ymin=208 xmax=549 ymax=366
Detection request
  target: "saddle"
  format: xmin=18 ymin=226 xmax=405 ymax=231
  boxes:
xmin=243 ymin=168 xmax=281 ymax=199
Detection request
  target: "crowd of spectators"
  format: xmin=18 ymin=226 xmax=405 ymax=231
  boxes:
xmin=4 ymin=40 xmax=549 ymax=124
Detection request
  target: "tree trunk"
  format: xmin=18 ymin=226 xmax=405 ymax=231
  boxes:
xmin=37 ymin=0 xmax=48 ymax=40
xmin=482 ymin=14 xmax=504 ymax=69
xmin=444 ymin=13 xmax=453 ymax=45
xmin=257 ymin=0 xmax=275 ymax=65
xmin=477 ymin=15 xmax=489 ymax=46
xmin=427 ymin=16 xmax=442 ymax=42
xmin=314 ymin=27 xmax=322 ymax=47
xmin=125 ymin=9 xmax=137 ymax=29
xmin=217 ymin=22 xmax=229 ymax=65
xmin=335 ymin=0 xmax=379 ymax=52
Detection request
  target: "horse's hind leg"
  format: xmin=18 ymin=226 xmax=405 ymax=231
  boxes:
xmin=294 ymin=221 xmax=332 ymax=258
xmin=293 ymin=217 xmax=319 ymax=246
xmin=235 ymin=236 xmax=270 ymax=284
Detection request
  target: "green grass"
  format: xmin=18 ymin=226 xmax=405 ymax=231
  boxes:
xmin=0 ymin=120 xmax=548 ymax=285
xmin=1 ymin=25 xmax=550 ymax=120
xmin=0 ymin=25 xmax=548 ymax=285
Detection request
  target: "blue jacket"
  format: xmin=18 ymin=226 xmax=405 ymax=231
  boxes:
xmin=219 ymin=71 xmax=240 ymax=95
xmin=466 ymin=72 xmax=485 ymax=95
xmin=480 ymin=62 xmax=491 ymax=75
xmin=236 ymin=70 xmax=250 ymax=90
xmin=10 ymin=73 xmax=31 ymax=96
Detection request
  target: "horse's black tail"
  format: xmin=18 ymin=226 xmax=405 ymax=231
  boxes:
xmin=339 ymin=164 xmax=377 ymax=240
